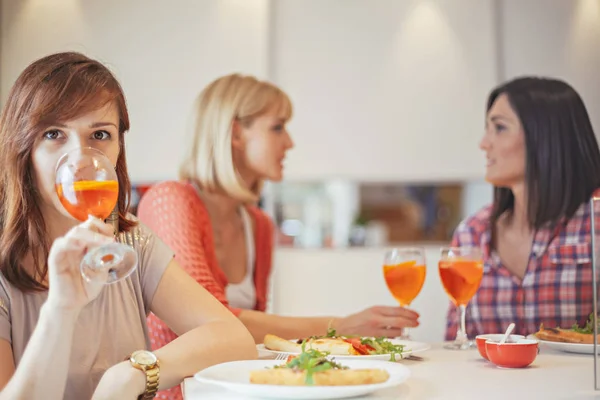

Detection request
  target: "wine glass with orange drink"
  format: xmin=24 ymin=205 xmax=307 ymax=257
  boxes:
xmin=439 ymin=246 xmax=484 ymax=350
xmin=382 ymin=247 xmax=426 ymax=340
xmin=55 ymin=147 xmax=138 ymax=284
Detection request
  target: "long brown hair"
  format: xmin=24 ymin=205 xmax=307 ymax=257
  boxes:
xmin=488 ymin=77 xmax=600 ymax=248
xmin=0 ymin=52 xmax=137 ymax=292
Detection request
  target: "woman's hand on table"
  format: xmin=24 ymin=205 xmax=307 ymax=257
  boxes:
xmin=333 ymin=306 xmax=419 ymax=337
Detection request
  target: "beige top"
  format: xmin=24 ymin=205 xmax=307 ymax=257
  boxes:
xmin=0 ymin=220 xmax=174 ymax=400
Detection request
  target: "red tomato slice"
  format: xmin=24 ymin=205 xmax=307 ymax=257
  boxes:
xmin=343 ymin=338 xmax=374 ymax=355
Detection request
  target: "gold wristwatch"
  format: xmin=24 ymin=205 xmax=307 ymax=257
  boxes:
xmin=127 ymin=350 xmax=160 ymax=400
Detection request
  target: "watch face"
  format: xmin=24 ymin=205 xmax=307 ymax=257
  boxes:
xmin=131 ymin=350 xmax=157 ymax=366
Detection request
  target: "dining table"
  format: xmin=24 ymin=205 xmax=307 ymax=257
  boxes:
xmin=182 ymin=342 xmax=600 ymax=399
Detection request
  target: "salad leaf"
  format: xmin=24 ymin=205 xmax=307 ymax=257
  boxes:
xmin=360 ymin=337 xmax=405 ymax=361
xmin=275 ymin=341 xmax=348 ymax=385
xmin=572 ymin=313 xmax=596 ymax=334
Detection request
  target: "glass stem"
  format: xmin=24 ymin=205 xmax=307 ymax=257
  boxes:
xmin=401 ymin=326 xmax=409 ymax=340
xmin=400 ymin=304 xmax=411 ymax=339
xmin=455 ymin=304 xmax=468 ymax=346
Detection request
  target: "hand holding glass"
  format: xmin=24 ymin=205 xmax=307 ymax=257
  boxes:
xmin=55 ymin=147 xmax=137 ymax=284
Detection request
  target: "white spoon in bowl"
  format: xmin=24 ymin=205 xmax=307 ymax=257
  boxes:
xmin=499 ymin=323 xmax=516 ymax=344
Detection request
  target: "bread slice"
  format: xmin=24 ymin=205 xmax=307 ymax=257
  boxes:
xmin=535 ymin=326 xmax=598 ymax=344
xmin=249 ymin=367 xmax=390 ymax=386
xmin=263 ymin=334 xmax=359 ymax=355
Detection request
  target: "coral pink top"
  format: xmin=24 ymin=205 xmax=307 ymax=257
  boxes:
xmin=137 ymin=181 xmax=274 ymax=400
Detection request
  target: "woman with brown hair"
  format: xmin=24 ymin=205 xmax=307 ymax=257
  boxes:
xmin=446 ymin=77 xmax=600 ymax=345
xmin=0 ymin=52 xmax=256 ymax=400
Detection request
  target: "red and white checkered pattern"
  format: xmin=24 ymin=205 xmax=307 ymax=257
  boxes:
xmin=445 ymin=197 xmax=600 ymax=340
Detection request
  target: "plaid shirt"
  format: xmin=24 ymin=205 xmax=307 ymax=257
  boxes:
xmin=445 ymin=198 xmax=599 ymax=340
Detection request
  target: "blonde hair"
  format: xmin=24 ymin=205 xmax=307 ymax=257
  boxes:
xmin=180 ymin=73 xmax=293 ymax=203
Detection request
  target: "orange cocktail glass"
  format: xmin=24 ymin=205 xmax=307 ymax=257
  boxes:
xmin=55 ymin=147 xmax=137 ymax=284
xmin=56 ymin=180 xmax=119 ymax=222
xmin=439 ymin=246 xmax=484 ymax=350
xmin=383 ymin=247 xmax=426 ymax=339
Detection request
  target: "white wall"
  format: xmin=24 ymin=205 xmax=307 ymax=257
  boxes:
xmin=500 ymin=0 xmax=600 ymax=132
xmin=272 ymin=0 xmax=495 ymax=182
xmin=462 ymin=180 xmax=492 ymax=217
xmin=1 ymin=0 xmax=270 ymax=182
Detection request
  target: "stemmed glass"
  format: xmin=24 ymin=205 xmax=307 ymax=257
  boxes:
xmin=55 ymin=146 xmax=138 ymax=284
xmin=382 ymin=247 xmax=426 ymax=340
xmin=438 ymin=246 xmax=484 ymax=350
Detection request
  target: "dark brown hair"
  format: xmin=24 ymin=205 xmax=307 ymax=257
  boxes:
xmin=488 ymin=77 xmax=600 ymax=239
xmin=0 ymin=52 xmax=137 ymax=292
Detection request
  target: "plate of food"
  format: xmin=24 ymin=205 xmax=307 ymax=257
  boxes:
xmin=533 ymin=314 xmax=600 ymax=355
xmin=257 ymin=328 xmax=430 ymax=361
xmin=194 ymin=345 xmax=411 ymax=399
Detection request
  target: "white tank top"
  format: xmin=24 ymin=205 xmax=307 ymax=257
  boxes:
xmin=225 ymin=206 xmax=256 ymax=310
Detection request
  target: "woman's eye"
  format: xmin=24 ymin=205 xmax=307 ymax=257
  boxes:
xmin=93 ymin=130 xmax=111 ymax=140
xmin=43 ymin=130 xmax=62 ymax=140
xmin=495 ymin=124 xmax=506 ymax=132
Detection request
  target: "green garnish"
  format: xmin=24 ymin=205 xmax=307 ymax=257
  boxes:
xmin=572 ymin=313 xmax=596 ymax=334
xmin=306 ymin=327 xmax=339 ymax=341
xmin=297 ymin=330 xmax=406 ymax=362
xmin=360 ymin=337 xmax=406 ymax=361
xmin=274 ymin=341 xmax=348 ymax=385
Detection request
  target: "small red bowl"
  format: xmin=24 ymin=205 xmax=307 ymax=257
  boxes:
xmin=475 ymin=334 xmax=525 ymax=360
xmin=485 ymin=339 xmax=539 ymax=368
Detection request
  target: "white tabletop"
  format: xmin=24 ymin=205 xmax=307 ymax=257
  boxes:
xmin=182 ymin=343 xmax=600 ymax=400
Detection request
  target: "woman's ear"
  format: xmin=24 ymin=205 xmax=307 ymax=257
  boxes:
xmin=231 ymin=119 xmax=244 ymax=150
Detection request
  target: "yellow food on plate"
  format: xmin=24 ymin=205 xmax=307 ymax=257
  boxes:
xmin=250 ymin=345 xmax=390 ymax=386
xmin=535 ymin=325 xmax=598 ymax=344
xmin=535 ymin=314 xmax=600 ymax=344
xmin=263 ymin=333 xmax=359 ymax=355
xmin=262 ymin=328 xmax=406 ymax=361
xmin=250 ymin=366 xmax=390 ymax=386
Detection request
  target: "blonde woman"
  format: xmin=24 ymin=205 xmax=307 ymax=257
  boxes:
xmin=138 ymin=73 xmax=419 ymax=399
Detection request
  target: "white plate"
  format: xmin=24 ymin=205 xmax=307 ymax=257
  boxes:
xmin=526 ymin=334 xmax=597 ymax=355
xmin=256 ymin=339 xmax=431 ymax=361
xmin=194 ymin=359 xmax=410 ymax=399
xmin=537 ymin=339 xmax=597 ymax=354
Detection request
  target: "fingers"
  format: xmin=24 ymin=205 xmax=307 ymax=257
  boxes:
xmin=52 ymin=236 xmax=87 ymax=254
xmin=365 ymin=315 xmax=419 ymax=338
xmin=365 ymin=306 xmax=420 ymax=337
xmin=66 ymin=226 xmax=114 ymax=248
xmin=82 ymin=216 xmax=115 ymax=237
xmin=64 ymin=217 xmax=114 ymax=247
xmin=373 ymin=305 xmax=420 ymax=319
xmin=379 ymin=315 xmax=420 ymax=329
xmin=373 ymin=327 xmax=405 ymax=338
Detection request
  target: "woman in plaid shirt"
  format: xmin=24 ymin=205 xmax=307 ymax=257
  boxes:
xmin=446 ymin=77 xmax=600 ymax=340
